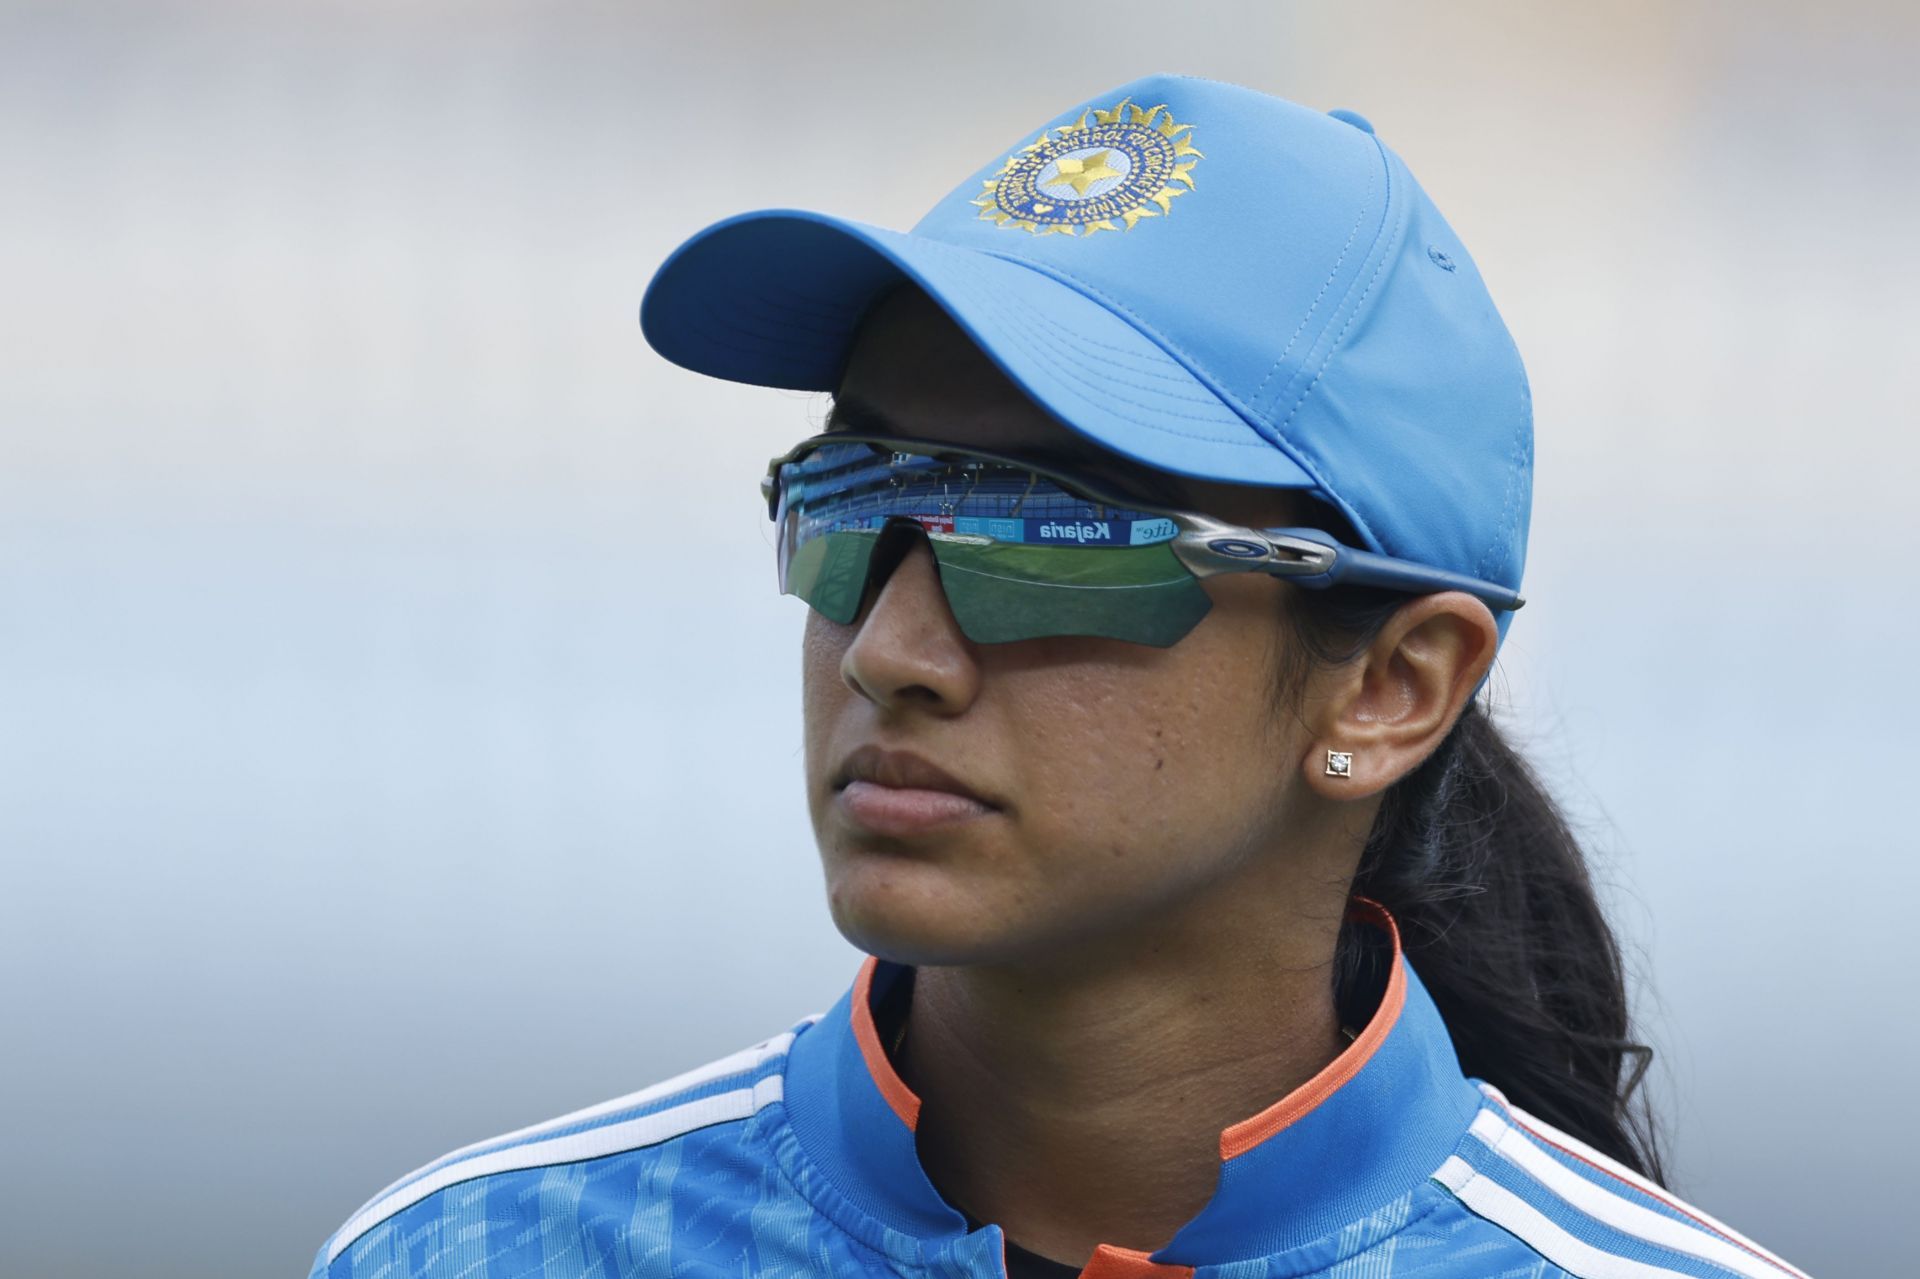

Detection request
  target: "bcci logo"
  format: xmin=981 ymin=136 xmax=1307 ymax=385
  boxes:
xmin=972 ymin=98 xmax=1203 ymax=237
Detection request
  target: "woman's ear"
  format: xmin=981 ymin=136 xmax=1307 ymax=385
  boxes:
xmin=1299 ymin=592 xmax=1499 ymax=800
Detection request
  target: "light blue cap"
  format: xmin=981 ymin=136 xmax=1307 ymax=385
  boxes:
xmin=641 ymin=74 xmax=1532 ymax=625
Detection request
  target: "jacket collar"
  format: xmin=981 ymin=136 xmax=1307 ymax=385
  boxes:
xmin=778 ymin=904 xmax=1483 ymax=1273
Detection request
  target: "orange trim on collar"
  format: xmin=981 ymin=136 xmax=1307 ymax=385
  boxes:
xmin=1078 ymin=1243 xmax=1195 ymax=1279
xmin=851 ymin=955 xmax=923 ymax=1130
xmin=855 ymin=902 xmax=1405 ymax=1152
xmin=1217 ymin=899 xmax=1407 ymax=1160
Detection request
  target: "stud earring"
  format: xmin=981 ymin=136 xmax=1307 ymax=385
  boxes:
xmin=1324 ymin=750 xmax=1354 ymax=779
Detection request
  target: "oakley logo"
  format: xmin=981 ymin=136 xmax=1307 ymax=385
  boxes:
xmin=1038 ymin=521 xmax=1111 ymax=543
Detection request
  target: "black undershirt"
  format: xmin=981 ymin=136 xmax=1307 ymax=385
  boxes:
xmin=961 ymin=1209 xmax=1085 ymax=1279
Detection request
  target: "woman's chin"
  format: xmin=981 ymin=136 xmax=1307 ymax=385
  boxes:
xmin=822 ymin=853 xmax=1026 ymax=967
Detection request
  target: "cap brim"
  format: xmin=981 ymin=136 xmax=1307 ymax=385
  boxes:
xmin=639 ymin=210 xmax=1313 ymax=488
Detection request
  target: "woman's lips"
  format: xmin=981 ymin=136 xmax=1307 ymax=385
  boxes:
xmin=836 ymin=779 xmax=996 ymax=837
xmin=830 ymin=745 xmax=1000 ymax=838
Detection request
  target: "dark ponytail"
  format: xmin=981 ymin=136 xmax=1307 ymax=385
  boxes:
xmin=1278 ymin=563 xmax=1666 ymax=1183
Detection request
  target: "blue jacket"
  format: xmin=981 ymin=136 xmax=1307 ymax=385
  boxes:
xmin=312 ymin=917 xmax=1807 ymax=1279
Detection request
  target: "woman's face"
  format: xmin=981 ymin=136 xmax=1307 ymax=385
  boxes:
xmin=802 ymin=289 xmax=1350 ymax=968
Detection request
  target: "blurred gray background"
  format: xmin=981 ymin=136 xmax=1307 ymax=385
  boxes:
xmin=3 ymin=2 xmax=1913 ymax=1275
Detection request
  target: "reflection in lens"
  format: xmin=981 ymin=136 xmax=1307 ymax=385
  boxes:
xmin=930 ymin=537 xmax=1211 ymax=646
xmin=773 ymin=440 xmax=1213 ymax=645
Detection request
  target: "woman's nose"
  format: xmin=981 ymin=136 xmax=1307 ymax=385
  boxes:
xmin=839 ymin=536 xmax=982 ymax=716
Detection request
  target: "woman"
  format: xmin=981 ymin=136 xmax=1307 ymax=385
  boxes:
xmin=313 ymin=75 xmax=1808 ymax=1279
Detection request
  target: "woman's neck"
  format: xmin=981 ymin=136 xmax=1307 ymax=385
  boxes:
xmin=895 ymin=876 xmax=1352 ymax=1269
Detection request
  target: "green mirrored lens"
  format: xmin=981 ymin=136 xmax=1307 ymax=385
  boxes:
xmin=783 ymin=526 xmax=1211 ymax=645
xmin=784 ymin=529 xmax=880 ymax=625
xmin=772 ymin=437 xmax=1219 ymax=645
xmin=928 ymin=536 xmax=1212 ymax=647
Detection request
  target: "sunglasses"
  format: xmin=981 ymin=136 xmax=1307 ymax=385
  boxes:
xmin=763 ymin=434 xmax=1525 ymax=648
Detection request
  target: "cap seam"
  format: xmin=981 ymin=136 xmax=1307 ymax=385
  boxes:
xmin=1249 ymin=155 xmax=1376 ymax=412
xmin=1473 ymin=356 xmax=1531 ymax=583
xmin=683 ymin=314 xmax=837 ymax=382
xmin=1007 ymin=295 xmax=1244 ymax=394
xmin=994 ymin=293 xmax=1248 ymax=408
xmin=744 ymin=271 xmax=887 ymax=328
xmin=1266 ymin=138 xmax=1405 ymax=555
xmin=966 ymin=246 xmax=1345 ymax=495
xmin=1475 ymin=403 xmax=1527 ymax=582
xmin=981 ymin=289 xmax=1283 ymax=441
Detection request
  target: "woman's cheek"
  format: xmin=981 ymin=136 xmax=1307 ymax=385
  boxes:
xmin=1006 ymin=710 xmax=1197 ymax=869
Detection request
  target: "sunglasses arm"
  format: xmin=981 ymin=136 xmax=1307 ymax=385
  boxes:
xmin=1170 ymin=518 xmax=1526 ymax=613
